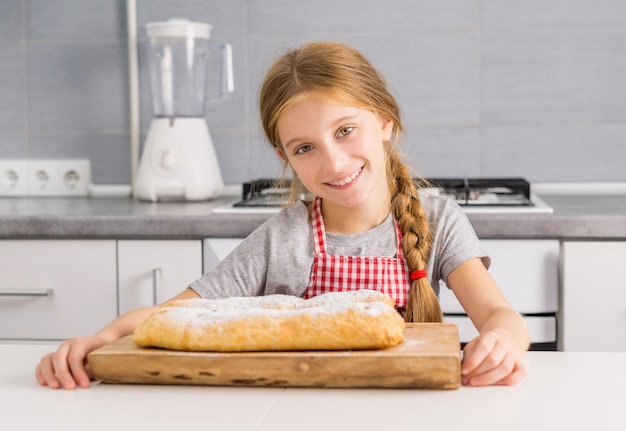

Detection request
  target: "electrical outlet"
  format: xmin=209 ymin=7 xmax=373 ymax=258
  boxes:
xmin=56 ymin=159 xmax=91 ymax=196
xmin=59 ymin=160 xmax=92 ymax=196
xmin=0 ymin=160 xmax=28 ymax=196
xmin=0 ymin=159 xmax=92 ymax=197
xmin=26 ymin=160 xmax=58 ymax=196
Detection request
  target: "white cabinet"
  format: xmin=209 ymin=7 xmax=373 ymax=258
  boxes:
xmin=117 ymin=240 xmax=203 ymax=314
xmin=562 ymin=241 xmax=626 ymax=352
xmin=439 ymin=239 xmax=559 ymax=314
xmin=0 ymin=240 xmax=117 ymax=340
xmin=0 ymin=239 xmax=203 ymax=340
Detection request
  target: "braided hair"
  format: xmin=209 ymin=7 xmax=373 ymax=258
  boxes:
xmin=259 ymin=41 xmax=443 ymax=322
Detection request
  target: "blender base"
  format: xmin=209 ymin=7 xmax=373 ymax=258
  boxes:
xmin=135 ymin=117 xmax=224 ymax=202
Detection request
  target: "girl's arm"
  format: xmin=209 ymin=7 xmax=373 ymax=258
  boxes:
xmin=447 ymin=258 xmax=530 ymax=386
xmin=35 ymin=287 xmax=200 ymax=390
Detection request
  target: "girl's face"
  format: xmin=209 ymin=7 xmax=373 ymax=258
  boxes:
xmin=276 ymin=95 xmax=394 ymax=213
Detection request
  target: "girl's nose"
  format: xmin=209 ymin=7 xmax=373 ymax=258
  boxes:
xmin=320 ymin=144 xmax=348 ymax=173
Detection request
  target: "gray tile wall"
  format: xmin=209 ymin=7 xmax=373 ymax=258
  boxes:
xmin=1 ymin=0 xmax=625 ymax=185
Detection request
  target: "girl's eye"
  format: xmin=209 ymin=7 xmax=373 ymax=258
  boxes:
xmin=337 ymin=126 xmax=354 ymax=138
xmin=295 ymin=144 xmax=314 ymax=155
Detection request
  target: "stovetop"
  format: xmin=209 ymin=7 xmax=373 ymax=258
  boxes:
xmin=213 ymin=178 xmax=554 ymax=214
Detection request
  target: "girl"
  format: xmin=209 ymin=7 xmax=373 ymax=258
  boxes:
xmin=36 ymin=41 xmax=529 ymax=390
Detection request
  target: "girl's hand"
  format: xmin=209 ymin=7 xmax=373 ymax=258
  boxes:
xmin=35 ymin=336 xmax=109 ymax=390
xmin=35 ymin=290 xmax=199 ymax=390
xmin=461 ymin=329 xmax=527 ymax=386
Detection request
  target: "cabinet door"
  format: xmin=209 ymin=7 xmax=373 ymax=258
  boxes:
xmin=562 ymin=241 xmax=626 ymax=352
xmin=118 ymin=240 xmax=202 ymax=314
xmin=439 ymin=239 xmax=559 ymax=313
xmin=0 ymin=240 xmax=117 ymax=340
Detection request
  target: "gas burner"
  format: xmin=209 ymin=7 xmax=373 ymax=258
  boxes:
xmin=425 ymin=178 xmax=533 ymax=206
xmin=213 ymin=178 xmax=553 ymax=214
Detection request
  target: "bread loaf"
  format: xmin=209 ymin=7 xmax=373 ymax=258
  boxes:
xmin=133 ymin=290 xmax=405 ymax=352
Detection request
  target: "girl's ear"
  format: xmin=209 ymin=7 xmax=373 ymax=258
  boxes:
xmin=381 ymin=116 xmax=394 ymax=142
xmin=276 ymin=147 xmax=287 ymax=162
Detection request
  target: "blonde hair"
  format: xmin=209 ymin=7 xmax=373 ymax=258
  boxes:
xmin=259 ymin=41 xmax=443 ymax=323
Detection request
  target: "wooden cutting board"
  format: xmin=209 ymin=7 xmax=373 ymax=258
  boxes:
xmin=88 ymin=323 xmax=461 ymax=389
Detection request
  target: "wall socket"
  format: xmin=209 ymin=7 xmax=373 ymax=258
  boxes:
xmin=0 ymin=159 xmax=92 ymax=197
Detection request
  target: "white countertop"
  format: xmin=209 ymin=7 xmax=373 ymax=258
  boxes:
xmin=3 ymin=342 xmax=625 ymax=430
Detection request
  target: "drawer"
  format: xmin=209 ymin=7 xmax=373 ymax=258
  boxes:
xmin=444 ymin=315 xmax=557 ymax=345
xmin=0 ymin=240 xmax=117 ymax=340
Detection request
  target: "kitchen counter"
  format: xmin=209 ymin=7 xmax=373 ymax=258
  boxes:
xmin=1 ymin=191 xmax=626 ymax=239
xmin=2 ymin=341 xmax=624 ymax=430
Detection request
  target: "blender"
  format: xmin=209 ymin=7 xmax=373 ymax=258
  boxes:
xmin=135 ymin=19 xmax=233 ymax=201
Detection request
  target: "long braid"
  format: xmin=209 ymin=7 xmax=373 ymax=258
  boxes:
xmin=388 ymin=146 xmax=443 ymax=323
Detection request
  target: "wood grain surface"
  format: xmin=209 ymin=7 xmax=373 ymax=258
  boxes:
xmin=88 ymin=323 xmax=461 ymax=389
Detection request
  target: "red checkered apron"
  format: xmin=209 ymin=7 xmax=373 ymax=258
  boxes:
xmin=304 ymin=196 xmax=410 ymax=310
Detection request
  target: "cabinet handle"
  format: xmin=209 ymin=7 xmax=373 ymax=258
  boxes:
xmin=0 ymin=289 xmax=53 ymax=297
xmin=152 ymin=268 xmax=162 ymax=306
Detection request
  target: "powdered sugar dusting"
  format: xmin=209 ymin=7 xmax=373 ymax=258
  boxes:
xmin=156 ymin=290 xmax=395 ymax=325
xmin=157 ymin=299 xmax=391 ymax=326
xmin=303 ymin=290 xmax=392 ymax=307
xmin=167 ymin=295 xmax=303 ymax=311
xmin=164 ymin=290 xmax=393 ymax=312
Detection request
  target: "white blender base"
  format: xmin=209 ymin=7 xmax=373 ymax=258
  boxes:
xmin=135 ymin=118 xmax=224 ymax=201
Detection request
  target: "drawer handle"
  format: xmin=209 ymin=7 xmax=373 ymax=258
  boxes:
xmin=152 ymin=268 xmax=162 ymax=306
xmin=0 ymin=289 xmax=53 ymax=297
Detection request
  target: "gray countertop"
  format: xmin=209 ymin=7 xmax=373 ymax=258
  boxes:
xmin=1 ymin=193 xmax=626 ymax=240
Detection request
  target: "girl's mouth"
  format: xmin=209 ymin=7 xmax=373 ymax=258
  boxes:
xmin=326 ymin=167 xmax=363 ymax=187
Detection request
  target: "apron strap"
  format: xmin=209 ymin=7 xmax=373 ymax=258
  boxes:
xmin=311 ymin=197 xmax=326 ymax=254
xmin=313 ymin=196 xmax=405 ymax=258
xmin=394 ymin=219 xmax=405 ymax=260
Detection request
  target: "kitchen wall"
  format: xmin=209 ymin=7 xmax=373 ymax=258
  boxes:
xmin=1 ymin=0 xmax=626 ymax=186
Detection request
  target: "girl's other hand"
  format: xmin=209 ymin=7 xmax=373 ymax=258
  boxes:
xmin=35 ymin=336 xmax=109 ymax=390
xmin=461 ymin=330 xmax=527 ymax=386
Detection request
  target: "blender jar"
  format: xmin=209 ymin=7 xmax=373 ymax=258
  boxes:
xmin=145 ymin=19 xmax=233 ymax=119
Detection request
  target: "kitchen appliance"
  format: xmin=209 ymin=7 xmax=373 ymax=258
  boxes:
xmin=135 ymin=19 xmax=234 ymax=201
xmin=213 ymin=177 xmax=554 ymax=214
xmin=89 ymin=323 xmax=461 ymax=389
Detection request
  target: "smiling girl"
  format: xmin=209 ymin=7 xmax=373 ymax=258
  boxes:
xmin=36 ymin=41 xmax=529 ymax=390
xmin=259 ymin=41 xmax=529 ymax=385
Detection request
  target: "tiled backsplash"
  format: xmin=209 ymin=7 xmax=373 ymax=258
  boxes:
xmin=1 ymin=0 xmax=626 ymax=185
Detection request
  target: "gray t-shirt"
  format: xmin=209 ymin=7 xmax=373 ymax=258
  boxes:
xmin=190 ymin=192 xmax=489 ymax=299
